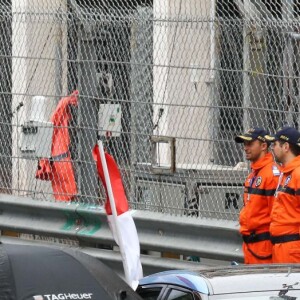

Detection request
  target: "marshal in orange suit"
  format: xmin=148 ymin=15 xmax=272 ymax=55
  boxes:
xmin=266 ymin=126 xmax=300 ymax=263
xmin=235 ymin=127 xmax=281 ymax=264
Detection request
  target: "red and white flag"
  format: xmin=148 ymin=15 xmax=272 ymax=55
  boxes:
xmin=92 ymin=142 xmax=143 ymax=290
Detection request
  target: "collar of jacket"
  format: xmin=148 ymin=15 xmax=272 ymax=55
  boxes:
xmin=251 ymin=152 xmax=273 ymax=171
xmin=282 ymin=155 xmax=300 ymax=173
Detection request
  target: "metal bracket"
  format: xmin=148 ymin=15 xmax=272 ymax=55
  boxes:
xmin=151 ymin=136 xmax=176 ymax=175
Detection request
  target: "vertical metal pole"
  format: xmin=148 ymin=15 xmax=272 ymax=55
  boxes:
xmin=209 ymin=0 xmax=216 ymax=162
xmin=129 ymin=7 xmax=153 ymax=205
xmin=55 ymin=35 xmax=63 ymax=103
xmin=55 ymin=6 xmax=63 ymax=103
xmin=242 ymin=0 xmax=251 ymax=132
xmin=210 ymin=0 xmax=215 ymax=81
xmin=282 ymin=0 xmax=294 ymax=126
xmin=77 ymin=25 xmax=99 ymax=204
xmin=75 ymin=25 xmax=83 ymax=199
xmin=16 ymin=109 xmax=20 ymax=195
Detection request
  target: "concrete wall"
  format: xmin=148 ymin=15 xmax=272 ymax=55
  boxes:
xmin=12 ymin=0 xmax=68 ymax=198
xmin=153 ymin=0 xmax=214 ymax=168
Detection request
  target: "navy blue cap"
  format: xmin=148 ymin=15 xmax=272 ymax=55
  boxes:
xmin=235 ymin=127 xmax=269 ymax=143
xmin=265 ymin=126 xmax=300 ymax=146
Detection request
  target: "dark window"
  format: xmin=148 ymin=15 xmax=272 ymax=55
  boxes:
xmin=166 ymin=289 xmax=194 ymax=300
xmin=136 ymin=286 xmax=163 ymax=300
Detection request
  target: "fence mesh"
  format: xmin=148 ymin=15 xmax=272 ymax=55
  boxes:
xmin=0 ymin=0 xmax=300 ymax=220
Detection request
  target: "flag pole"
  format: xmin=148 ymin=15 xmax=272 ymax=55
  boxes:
xmin=97 ymin=140 xmax=131 ymax=285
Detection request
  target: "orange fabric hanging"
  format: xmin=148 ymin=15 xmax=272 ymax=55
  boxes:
xmin=36 ymin=90 xmax=78 ymax=201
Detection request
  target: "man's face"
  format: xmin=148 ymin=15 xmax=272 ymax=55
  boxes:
xmin=271 ymin=140 xmax=285 ymax=163
xmin=243 ymin=139 xmax=266 ymax=162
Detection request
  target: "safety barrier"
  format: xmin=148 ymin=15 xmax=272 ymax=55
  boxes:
xmin=1 ymin=235 xmax=231 ymax=277
xmin=0 ymin=193 xmax=243 ymax=271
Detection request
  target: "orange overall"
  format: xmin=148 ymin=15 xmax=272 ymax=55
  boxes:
xmin=270 ymin=155 xmax=300 ymax=263
xmin=36 ymin=91 xmax=78 ymax=201
xmin=240 ymin=153 xmax=280 ymax=264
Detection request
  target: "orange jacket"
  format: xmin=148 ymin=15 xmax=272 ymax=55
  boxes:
xmin=36 ymin=91 xmax=78 ymax=201
xmin=240 ymin=152 xmax=281 ymax=235
xmin=270 ymin=155 xmax=300 ymax=236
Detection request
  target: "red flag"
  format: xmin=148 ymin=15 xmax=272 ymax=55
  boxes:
xmin=92 ymin=144 xmax=128 ymax=215
xmin=92 ymin=143 xmax=143 ymax=289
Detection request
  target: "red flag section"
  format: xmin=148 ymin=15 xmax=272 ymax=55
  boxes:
xmin=36 ymin=90 xmax=78 ymax=201
xmin=92 ymin=144 xmax=128 ymax=215
xmin=92 ymin=142 xmax=143 ymax=289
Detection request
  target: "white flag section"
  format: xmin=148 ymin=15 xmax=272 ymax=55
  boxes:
xmin=107 ymin=212 xmax=143 ymax=290
xmin=93 ymin=140 xmax=143 ymax=290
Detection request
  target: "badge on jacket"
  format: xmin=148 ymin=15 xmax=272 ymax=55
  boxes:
xmin=284 ymin=175 xmax=291 ymax=187
xmin=255 ymin=176 xmax=262 ymax=187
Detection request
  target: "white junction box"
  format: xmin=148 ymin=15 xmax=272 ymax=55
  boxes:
xmin=98 ymin=104 xmax=122 ymax=137
xmin=20 ymin=121 xmax=53 ymax=158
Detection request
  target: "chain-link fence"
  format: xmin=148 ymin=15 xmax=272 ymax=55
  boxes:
xmin=0 ymin=0 xmax=299 ymax=220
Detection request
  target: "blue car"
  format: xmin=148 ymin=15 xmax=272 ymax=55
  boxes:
xmin=137 ymin=265 xmax=300 ymax=300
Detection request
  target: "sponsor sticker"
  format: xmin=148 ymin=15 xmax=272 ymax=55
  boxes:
xmin=34 ymin=293 xmax=93 ymax=300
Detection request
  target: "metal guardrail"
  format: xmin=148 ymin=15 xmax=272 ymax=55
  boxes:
xmin=0 ymin=194 xmax=243 ymax=268
xmin=0 ymin=236 xmax=229 ymax=277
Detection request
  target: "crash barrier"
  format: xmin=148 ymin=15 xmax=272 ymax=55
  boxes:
xmin=0 ymin=193 xmax=243 ymax=274
xmin=0 ymin=236 xmax=227 ymax=277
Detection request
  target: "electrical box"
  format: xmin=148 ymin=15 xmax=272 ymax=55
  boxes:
xmin=98 ymin=104 xmax=122 ymax=137
xmin=196 ymin=184 xmax=243 ymax=220
xmin=133 ymin=162 xmax=246 ymax=220
xmin=135 ymin=179 xmax=186 ymax=214
xmin=20 ymin=121 xmax=53 ymax=158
